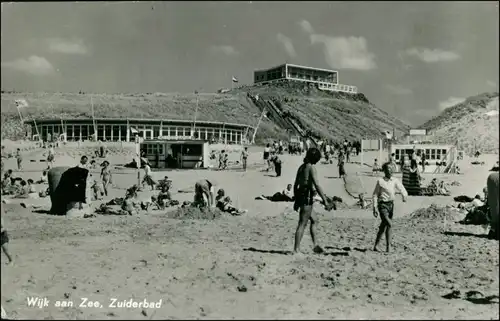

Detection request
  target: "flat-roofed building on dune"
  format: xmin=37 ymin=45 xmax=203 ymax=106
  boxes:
xmin=24 ymin=118 xmax=253 ymax=145
xmin=253 ymin=63 xmax=358 ymax=94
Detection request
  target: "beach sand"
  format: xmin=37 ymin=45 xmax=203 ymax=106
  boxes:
xmin=1 ymin=147 xmax=498 ymax=319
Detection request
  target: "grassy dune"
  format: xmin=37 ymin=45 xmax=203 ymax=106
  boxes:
xmin=1 ymin=84 xmax=410 ymax=143
xmin=420 ymin=92 xmax=499 ymax=154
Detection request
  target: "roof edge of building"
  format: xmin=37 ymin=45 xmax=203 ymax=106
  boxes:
xmin=254 ymin=63 xmax=337 ymax=74
xmin=23 ymin=118 xmax=254 ymax=129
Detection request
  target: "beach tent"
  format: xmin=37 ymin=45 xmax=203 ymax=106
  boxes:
xmin=48 ymin=166 xmax=92 ymax=217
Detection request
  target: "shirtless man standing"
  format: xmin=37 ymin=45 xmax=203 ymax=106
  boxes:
xmin=293 ymin=147 xmax=334 ymax=255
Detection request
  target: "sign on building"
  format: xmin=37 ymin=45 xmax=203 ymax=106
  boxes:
xmin=409 ymin=129 xmax=427 ymax=136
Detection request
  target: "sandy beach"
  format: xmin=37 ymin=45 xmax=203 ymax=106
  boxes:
xmin=1 ymin=147 xmax=498 ymax=320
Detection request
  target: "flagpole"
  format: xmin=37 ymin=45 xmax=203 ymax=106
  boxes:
xmin=193 ymin=90 xmax=199 ymax=138
xmin=90 ymin=95 xmax=97 ymax=140
xmin=32 ymin=117 xmax=41 ymax=142
xmin=251 ymin=107 xmax=266 ymax=144
xmin=16 ymin=105 xmax=24 ymax=124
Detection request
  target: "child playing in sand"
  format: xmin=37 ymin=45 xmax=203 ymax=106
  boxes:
xmin=215 ymin=189 xmax=246 ymax=215
xmin=372 ymin=162 xmax=408 ymax=253
xmin=194 ymin=179 xmax=216 ymax=208
xmin=37 ymin=170 xmax=48 ymax=184
xmin=1 ymin=209 xmax=13 ymax=264
xmin=293 ymin=147 xmax=335 ymax=255
xmin=91 ymin=180 xmax=104 ymax=201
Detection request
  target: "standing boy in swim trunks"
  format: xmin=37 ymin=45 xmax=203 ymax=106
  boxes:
xmin=372 ymin=162 xmax=408 ymax=253
xmin=241 ymin=147 xmax=249 ymax=171
xmin=293 ymin=147 xmax=334 ymax=255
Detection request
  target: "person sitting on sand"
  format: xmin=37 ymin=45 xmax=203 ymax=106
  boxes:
xmin=215 ymin=189 xmax=246 ymax=215
xmin=193 ymin=179 xmax=216 ymax=208
xmin=1 ymin=171 xmax=13 ymax=194
xmin=372 ymin=162 xmax=408 ymax=253
xmin=255 ymin=184 xmax=294 ymax=202
xmin=17 ymin=179 xmax=38 ymax=199
xmin=122 ymin=186 xmax=140 ymax=215
xmin=157 ymin=176 xmax=172 ymax=191
xmin=356 ymin=193 xmax=372 ymax=209
xmin=437 ymin=181 xmax=451 ymax=196
xmin=293 ymin=147 xmax=335 ymax=255
xmin=157 ymin=184 xmax=174 ymax=209
xmin=38 ymin=187 xmax=50 ymax=198
xmin=36 ymin=170 xmax=48 ymax=184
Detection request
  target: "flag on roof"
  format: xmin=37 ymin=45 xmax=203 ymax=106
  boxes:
xmin=232 ymin=76 xmax=239 ymax=83
xmin=130 ymin=127 xmax=139 ymax=134
xmin=14 ymin=99 xmax=29 ymax=108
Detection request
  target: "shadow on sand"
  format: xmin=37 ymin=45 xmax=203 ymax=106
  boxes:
xmin=443 ymin=231 xmax=491 ymax=239
xmin=325 ymin=246 xmax=368 ymax=253
xmin=243 ymin=247 xmax=350 ymax=256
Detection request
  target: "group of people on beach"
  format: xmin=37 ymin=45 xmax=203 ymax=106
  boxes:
xmin=289 ymin=146 xmax=407 ymax=254
xmin=0 ymin=137 xmax=430 ymax=266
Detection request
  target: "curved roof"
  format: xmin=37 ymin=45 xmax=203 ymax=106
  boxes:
xmin=24 ymin=117 xmax=253 ymax=129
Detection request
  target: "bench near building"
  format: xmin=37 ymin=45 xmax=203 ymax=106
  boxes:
xmin=24 ymin=118 xmax=253 ymax=145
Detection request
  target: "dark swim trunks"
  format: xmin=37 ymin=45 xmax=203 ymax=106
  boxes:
xmin=293 ymin=188 xmax=314 ymax=211
xmin=1 ymin=231 xmax=9 ymax=246
xmin=378 ymin=201 xmax=394 ymax=221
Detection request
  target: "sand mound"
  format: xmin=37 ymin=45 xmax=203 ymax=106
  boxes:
xmin=410 ymin=204 xmax=462 ymax=221
xmin=166 ymin=207 xmax=223 ymax=220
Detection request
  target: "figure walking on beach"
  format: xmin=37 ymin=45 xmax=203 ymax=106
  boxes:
xmin=46 ymin=144 xmax=55 ymax=168
xmin=241 ymin=147 xmax=249 ymax=171
xmin=293 ymin=147 xmax=334 ymax=255
xmin=263 ymin=144 xmax=271 ymax=171
xmin=338 ymin=152 xmax=346 ymax=179
xmin=141 ymin=160 xmax=156 ymax=190
xmin=100 ymin=161 xmax=112 ymax=196
xmin=15 ymin=148 xmax=23 ymax=171
xmin=372 ymin=162 xmax=407 ymax=253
